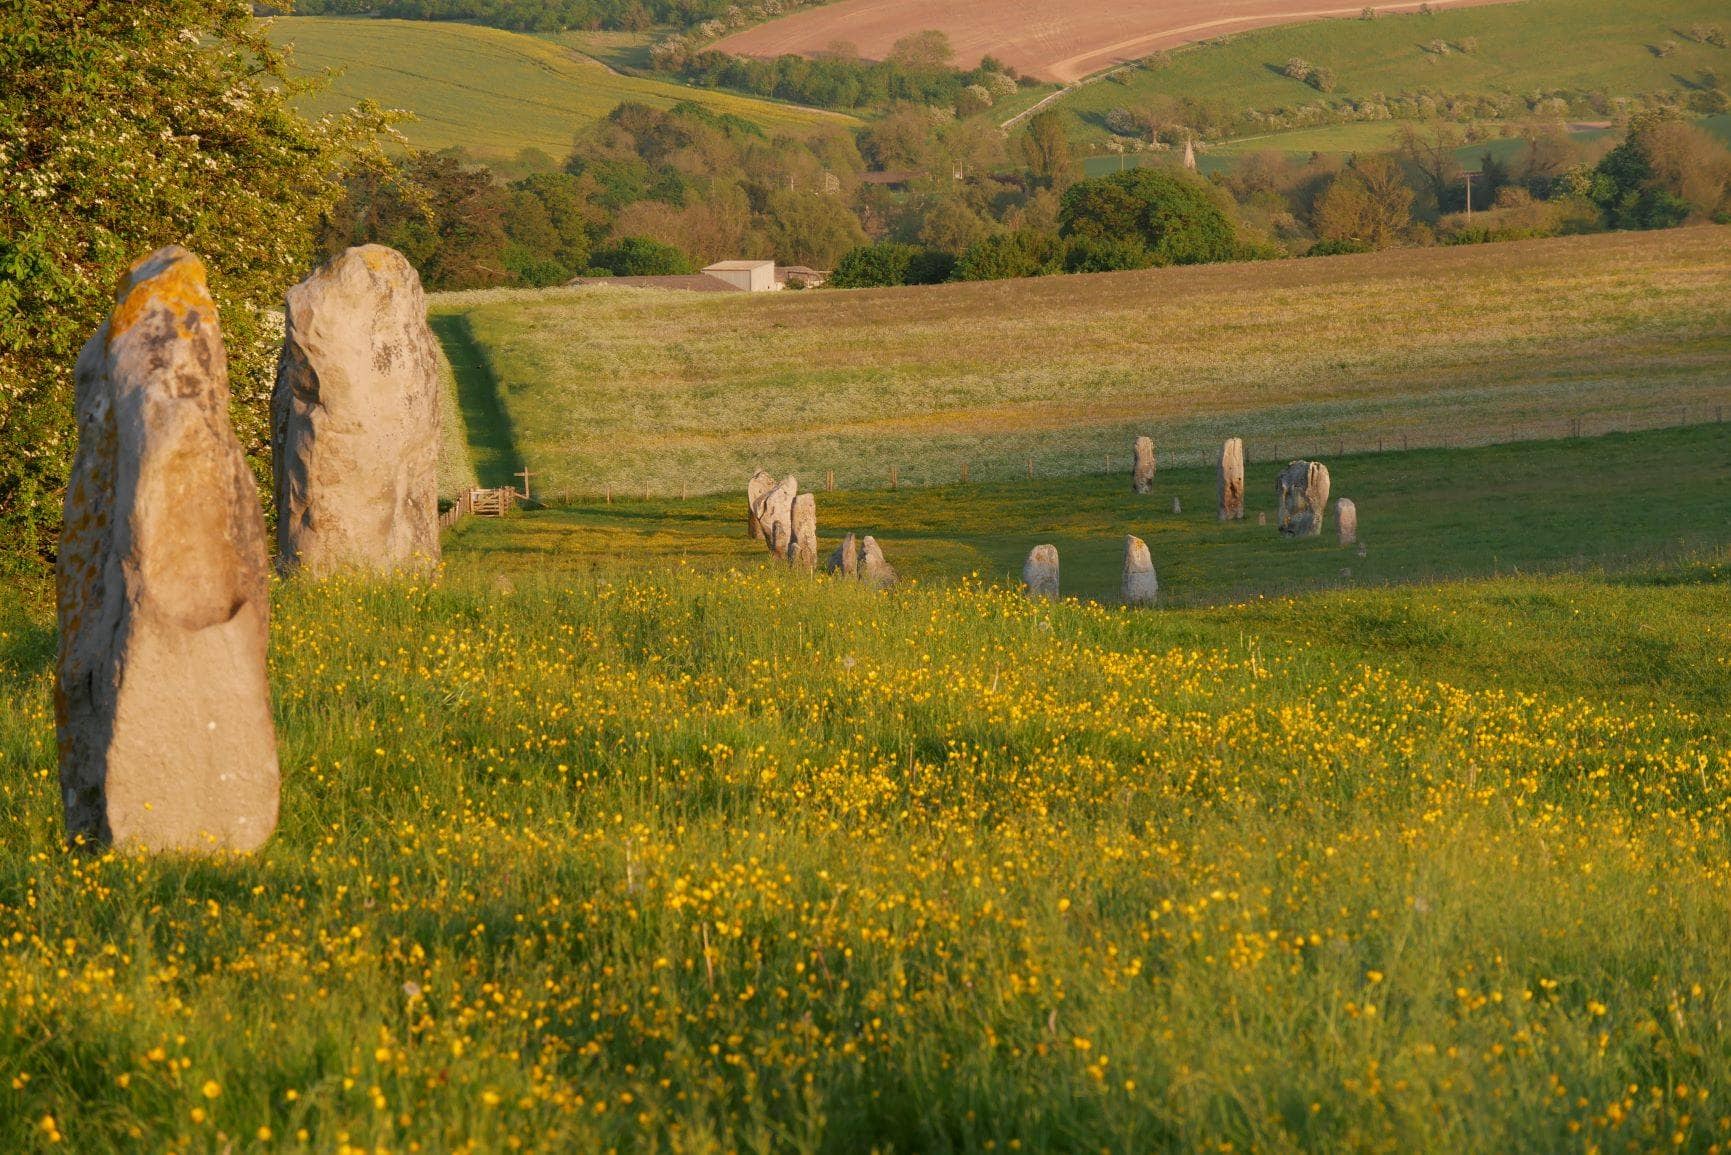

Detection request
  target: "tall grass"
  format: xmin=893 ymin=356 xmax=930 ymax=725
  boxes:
xmin=1 ymin=555 xmax=1729 ymax=1150
xmin=430 ymin=227 xmax=1731 ymax=498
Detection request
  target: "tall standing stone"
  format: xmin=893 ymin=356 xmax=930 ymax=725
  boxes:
xmin=273 ymin=245 xmax=441 ymax=576
xmin=1131 ymin=436 xmax=1156 ymax=495
xmin=1218 ymin=438 xmax=1245 ymax=520
xmin=747 ymin=469 xmax=775 ymax=540
xmin=1276 ymin=460 xmax=1331 ymax=537
xmin=1336 ymin=498 xmax=1358 ymax=546
xmin=56 ymin=246 xmax=279 ymax=853
xmin=860 ymin=536 xmax=898 ymax=589
xmin=789 ymin=493 xmax=818 ymax=571
xmin=1023 ymin=544 xmax=1060 ymax=601
xmin=826 ymin=532 xmax=859 ymax=577
xmin=1122 ymin=535 xmax=1158 ymax=606
xmin=758 ymin=476 xmax=797 ymax=559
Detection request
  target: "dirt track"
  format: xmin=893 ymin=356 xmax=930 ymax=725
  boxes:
xmin=713 ymin=0 xmax=1517 ymax=84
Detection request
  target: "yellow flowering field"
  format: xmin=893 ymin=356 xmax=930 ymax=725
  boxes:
xmin=1 ymin=560 xmax=1728 ymax=1151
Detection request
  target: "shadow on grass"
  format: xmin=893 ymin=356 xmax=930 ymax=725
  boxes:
xmin=429 ymin=313 xmax=523 ymax=489
xmin=0 ymin=608 xmax=54 ymax=684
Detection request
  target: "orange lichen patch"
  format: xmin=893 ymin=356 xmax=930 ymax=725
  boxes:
xmin=108 ymin=248 xmax=214 ymax=342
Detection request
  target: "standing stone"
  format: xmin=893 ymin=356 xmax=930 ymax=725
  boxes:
xmin=56 ymin=246 xmax=279 ymax=853
xmin=1258 ymin=511 xmax=1267 ymax=527
xmin=860 ymin=536 xmax=898 ymax=589
xmin=1336 ymin=498 xmax=1358 ymax=546
xmin=826 ymin=532 xmax=859 ymax=577
xmin=1276 ymin=460 xmax=1331 ymax=538
xmin=1218 ymin=438 xmax=1245 ymax=520
xmin=1023 ymin=544 xmax=1060 ymax=601
xmin=273 ymin=245 xmax=441 ymax=576
xmin=1131 ymin=436 xmax=1156 ymax=494
xmin=747 ymin=469 xmax=775 ymax=540
xmin=1122 ymin=535 xmax=1158 ymax=606
xmin=758 ymin=475 xmax=797 ymax=558
xmin=1172 ymin=496 xmax=1182 ymax=515
xmin=789 ymin=493 xmax=818 ymax=571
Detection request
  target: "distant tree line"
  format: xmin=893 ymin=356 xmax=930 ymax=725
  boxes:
xmin=656 ymin=32 xmax=1029 ymax=114
xmin=289 ymin=0 xmax=736 ymax=33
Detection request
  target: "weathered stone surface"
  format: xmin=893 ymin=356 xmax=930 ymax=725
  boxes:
xmin=1276 ymin=460 xmax=1331 ymax=537
xmin=758 ymin=475 xmax=797 ymax=558
xmin=747 ymin=469 xmax=774 ymax=540
xmin=1023 ymin=544 xmax=1060 ymax=601
xmin=57 ymin=246 xmax=279 ymax=853
xmin=860 ymin=535 xmax=898 ymax=589
xmin=789 ymin=493 xmax=818 ymax=571
xmin=273 ymin=245 xmax=441 ymax=576
xmin=1218 ymin=438 xmax=1245 ymax=520
xmin=1336 ymin=498 xmax=1358 ymax=546
xmin=1172 ymin=496 xmax=1182 ymax=514
xmin=1132 ymin=435 xmax=1156 ymax=494
xmin=826 ymin=531 xmax=858 ymax=577
xmin=1258 ymin=511 xmax=1267 ymax=526
xmin=1122 ymin=535 xmax=1158 ymax=606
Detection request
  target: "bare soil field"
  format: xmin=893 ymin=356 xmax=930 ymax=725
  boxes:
xmin=714 ymin=0 xmax=1517 ymax=82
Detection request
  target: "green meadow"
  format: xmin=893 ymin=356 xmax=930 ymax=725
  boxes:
xmin=270 ymin=17 xmax=854 ymax=162
xmin=1063 ymin=0 xmax=1731 ymax=142
xmin=429 ymin=226 xmax=1731 ymax=499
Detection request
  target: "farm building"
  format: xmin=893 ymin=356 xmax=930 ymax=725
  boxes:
xmin=701 ymin=260 xmax=777 ymax=291
xmin=567 ymin=259 xmax=827 ymax=293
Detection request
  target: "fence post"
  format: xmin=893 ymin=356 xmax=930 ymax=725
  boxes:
xmin=961 ymin=462 xmax=969 ymax=484
xmin=890 ymin=464 xmax=898 ymax=490
xmin=1026 ymin=457 xmax=1033 ymax=479
xmin=606 ymin=482 xmax=612 ymax=505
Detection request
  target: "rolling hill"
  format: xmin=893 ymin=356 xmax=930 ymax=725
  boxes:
xmin=1060 ymin=0 xmax=1731 ymax=143
xmin=426 ymin=226 xmax=1731 ymax=499
xmin=712 ymin=0 xmax=1519 ymax=83
xmin=270 ymin=17 xmax=855 ymax=162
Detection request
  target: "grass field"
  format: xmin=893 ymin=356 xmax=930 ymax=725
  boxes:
xmin=270 ymin=17 xmax=853 ymax=162
xmin=4 ymin=516 xmax=1730 ymax=1148
xmin=1064 ymin=0 xmax=1731 ymax=142
xmin=427 ymin=226 xmax=1731 ymax=499
xmin=446 ymin=422 xmax=1731 ymax=604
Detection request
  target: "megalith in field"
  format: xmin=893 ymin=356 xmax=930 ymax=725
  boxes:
xmin=1336 ymin=498 xmax=1358 ymax=546
xmin=1276 ymin=460 xmax=1331 ymax=538
xmin=860 ymin=536 xmax=898 ymax=589
xmin=1132 ymin=436 xmax=1156 ymax=495
xmin=1122 ymin=535 xmax=1158 ymax=606
xmin=1218 ymin=438 xmax=1245 ymax=521
xmin=747 ymin=469 xmax=775 ymax=540
xmin=273 ymin=245 xmax=441 ymax=576
xmin=758 ymin=476 xmax=797 ymax=559
xmin=790 ymin=493 xmax=818 ymax=572
xmin=826 ymin=532 xmax=859 ymax=577
xmin=1023 ymin=544 xmax=1060 ymax=601
xmin=56 ymin=246 xmax=279 ymax=853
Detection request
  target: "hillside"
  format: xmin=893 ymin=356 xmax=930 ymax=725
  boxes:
xmin=712 ymin=0 xmax=1518 ymax=83
xmin=427 ymin=226 xmax=1731 ymax=498
xmin=1062 ymin=0 xmax=1731 ymax=143
xmin=270 ymin=17 xmax=854 ymax=162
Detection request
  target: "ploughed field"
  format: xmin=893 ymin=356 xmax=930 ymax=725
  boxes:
xmin=270 ymin=17 xmax=851 ymax=162
xmin=430 ymin=226 xmax=1731 ymax=502
xmin=2 ymin=519 xmax=1729 ymax=1147
xmin=712 ymin=0 xmax=1517 ymax=82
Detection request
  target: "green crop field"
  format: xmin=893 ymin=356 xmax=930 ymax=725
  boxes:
xmin=269 ymin=17 xmax=855 ymax=162
xmin=427 ymin=226 xmax=1731 ymax=499
xmin=1062 ymin=0 xmax=1730 ymax=143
